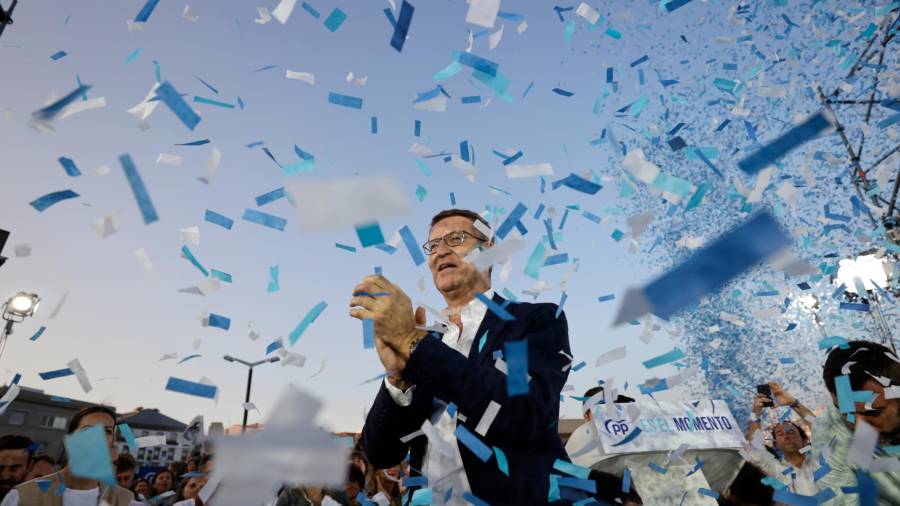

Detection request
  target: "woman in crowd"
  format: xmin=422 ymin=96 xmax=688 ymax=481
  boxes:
xmin=149 ymin=469 xmax=177 ymax=505
xmin=133 ymin=478 xmax=151 ymax=501
xmin=172 ymin=475 xmax=208 ymax=506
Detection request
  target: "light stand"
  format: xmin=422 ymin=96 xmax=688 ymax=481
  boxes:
xmin=798 ymin=294 xmax=828 ymax=340
xmin=0 ymin=0 xmax=18 ymax=39
xmin=835 ymin=254 xmax=897 ymax=353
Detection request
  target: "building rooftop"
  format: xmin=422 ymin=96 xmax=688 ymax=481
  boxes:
xmin=0 ymin=385 xmax=101 ymax=412
xmin=117 ymin=408 xmax=187 ymax=432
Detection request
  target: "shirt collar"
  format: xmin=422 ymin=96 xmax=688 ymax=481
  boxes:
xmin=444 ymin=288 xmax=494 ymax=318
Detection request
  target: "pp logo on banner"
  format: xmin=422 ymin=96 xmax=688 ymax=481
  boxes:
xmin=604 ymin=419 xmax=630 ymax=436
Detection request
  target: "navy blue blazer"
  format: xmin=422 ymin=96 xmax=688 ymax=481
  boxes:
xmin=361 ymin=294 xmax=573 ymax=505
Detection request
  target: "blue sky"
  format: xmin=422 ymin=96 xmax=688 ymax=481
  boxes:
xmin=1 ymin=0 xmax=897 ymax=433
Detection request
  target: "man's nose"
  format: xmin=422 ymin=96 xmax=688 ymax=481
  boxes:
xmin=432 ymin=242 xmax=454 ymax=260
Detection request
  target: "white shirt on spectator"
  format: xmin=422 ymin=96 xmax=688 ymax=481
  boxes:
xmin=383 ymin=290 xmax=492 ymax=505
xmin=0 ymin=487 xmax=145 ymax=506
xmin=745 ymin=447 xmax=819 ymax=496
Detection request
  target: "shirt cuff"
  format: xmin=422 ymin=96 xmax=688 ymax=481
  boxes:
xmin=383 ymin=376 xmax=415 ymax=406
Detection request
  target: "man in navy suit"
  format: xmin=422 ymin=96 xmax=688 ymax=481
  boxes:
xmin=349 ymin=209 xmax=573 ymax=505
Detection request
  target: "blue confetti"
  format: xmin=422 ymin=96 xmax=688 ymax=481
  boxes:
xmin=266 ymin=338 xmax=284 ymax=355
xmin=119 ymin=154 xmax=159 ymax=225
xmin=493 ymin=446 xmax=509 ymax=475
xmin=207 ymin=313 xmax=231 ymax=330
xmin=648 ymin=462 xmax=667 ymax=474
xmin=39 ymin=368 xmax=74 ymax=380
xmin=738 ymin=112 xmax=832 ymax=175
xmin=288 ymin=301 xmax=328 ymax=345
xmin=454 ymin=424 xmax=492 ymax=461
xmin=176 ymin=139 xmax=210 ymax=146
xmin=504 ymin=339 xmax=528 ymax=396
xmin=29 ymin=190 xmax=80 ymax=212
xmin=475 ymin=292 xmax=515 ymax=321
xmin=204 ymin=210 xmax=234 ymax=230
xmin=551 ymin=173 xmax=602 ymax=194
xmin=134 ymin=0 xmax=160 ymax=22
xmin=242 ymin=209 xmax=287 ymax=231
xmin=181 ymin=245 xmax=209 ymax=277
xmin=165 ymin=377 xmax=217 ymax=399
xmin=698 ymin=488 xmax=719 ymax=499
xmin=664 ymin=0 xmax=694 ymax=12
xmin=619 ymin=212 xmax=792 ymax=322
xmin=65 ymin=424 xmax=116 ymax=485
xmin=118 ymin=423 xmax=138 ymax=454
xmin=193 ymin=96 xmax=235 ymax=109
xmin=390 ymin=1 xmax=414 ymax=52
xmin=32 ymin=84 xmax=92 ymax=122
xmin=154 ymin=81 xmax=201 ymax=130
xmin=495 ymin=202 xmax=528 ymax=240
xmin=543 ymin=253 xmax=569 ymax=266
xmin=356 ymin=222 xmax=385 ymax=248
xmin=457 ymin=52 xmax=499 ymax=77
xmin=328 ymin=92 xmax=363 ymax=109
xmin=642 ymin=348 xmax=686 ymax=368
xmin=363 ymin=318 xmax=375 ymax=349
xmin=398 ymin=225 xmax=426 ymax=266
xmin=301 ymin=1 xmax=320 ymax=18
xmin=255 ymin=187 xmax=287 ymax=206
xmin=210 ymin=270 xmax=232 ymax=283
xmin=323 ymin=7 xmax=347 ymax=31
xmin=194 ymin=75 xmax=219 ymax=94
xmin=30 ymin=326 xmax=46 ymax=341
xmin=268 ymin=265 xmax=280 ymax=293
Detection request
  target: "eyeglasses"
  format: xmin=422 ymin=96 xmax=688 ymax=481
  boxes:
xmin=422 ymin=230 xmax=486 ymax=255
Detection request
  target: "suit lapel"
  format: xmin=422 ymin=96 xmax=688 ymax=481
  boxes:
xmin=467 ymin=293 xmax=514 ymax=365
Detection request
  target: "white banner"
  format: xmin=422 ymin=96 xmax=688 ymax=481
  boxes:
xmin=596 ymin=400 xmax=745 ymax=454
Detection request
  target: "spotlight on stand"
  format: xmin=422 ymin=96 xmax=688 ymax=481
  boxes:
xmin=1 ymin=291 xmax=41 ymax=361
xmin=833 ymin=252 xmax=896 ymax=353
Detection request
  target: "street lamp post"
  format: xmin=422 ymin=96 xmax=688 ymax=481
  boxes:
xmin=1 ymin=292 xmax=41 ymax=361
xmin=0 ymin=0 xmax=19 ymax=39
xmin=222 ymin=355 xmax=280 ymax=434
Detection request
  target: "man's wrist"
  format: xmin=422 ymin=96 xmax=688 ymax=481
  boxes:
xmin=387 ymin=375 xmax=413 ymax=390
xmin=397 ymin=329 xmax=428 ymax=362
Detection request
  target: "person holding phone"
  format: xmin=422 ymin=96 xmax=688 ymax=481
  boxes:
xmin=744 ymin=381 xmax=819 ymax=496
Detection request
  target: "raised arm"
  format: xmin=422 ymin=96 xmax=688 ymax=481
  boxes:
xmin=401 ymin=306 xmax=570 ymax=447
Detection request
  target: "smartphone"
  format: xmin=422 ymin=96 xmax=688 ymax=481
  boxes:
xmin=756 ymin=384 xmax=774 ymax=406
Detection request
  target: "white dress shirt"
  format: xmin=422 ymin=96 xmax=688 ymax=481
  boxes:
xmin=745 ymin=448 xmax=819 ymax=496
xmin=383 ymin=290 xmax=493 ymax=505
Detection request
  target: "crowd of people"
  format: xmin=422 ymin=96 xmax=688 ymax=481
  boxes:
xmin=0 ymin=338 xmax=896 ymax=505
xmin=0 ymin=405 xmax=215 ymax=506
